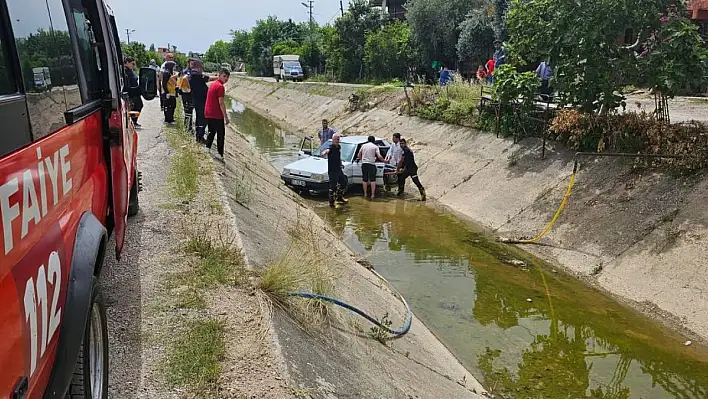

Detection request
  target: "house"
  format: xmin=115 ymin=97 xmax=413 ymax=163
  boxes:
xmin=689 ymin=0 xmax=708 ymax=39
xmin=369 ymin=0 xmax=406 ymax=20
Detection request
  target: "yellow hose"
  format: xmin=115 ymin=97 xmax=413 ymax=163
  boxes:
xmin=517 ymin=172 xmax=576 ymax=244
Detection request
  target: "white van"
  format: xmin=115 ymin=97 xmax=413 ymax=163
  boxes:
xmin=273 ymin=55 xmax=304 ymax=82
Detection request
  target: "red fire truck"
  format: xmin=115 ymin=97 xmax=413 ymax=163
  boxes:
xmin=0 ymin=0 xmax=155 ymax=397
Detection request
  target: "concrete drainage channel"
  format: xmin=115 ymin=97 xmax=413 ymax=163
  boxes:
xmin=221 ymin=99 xmax=708 ymax=398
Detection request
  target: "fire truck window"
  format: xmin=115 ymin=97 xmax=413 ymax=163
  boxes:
xmin=46 ymin=0 xmax=82 ymax=109
xmin=67 ymin=1 xmax=103 ymax=102
xmin=0 ymin=37 xmax=15 ymax=94
xmin=6 ymin=0 xmax=71 ymax=139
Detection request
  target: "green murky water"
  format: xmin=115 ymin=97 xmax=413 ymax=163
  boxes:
xmin=228 ymin=99 xmax=708 ymax=399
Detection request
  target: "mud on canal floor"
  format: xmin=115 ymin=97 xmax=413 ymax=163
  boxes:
xmin=226 ymin=99 xmax=708 ymax=398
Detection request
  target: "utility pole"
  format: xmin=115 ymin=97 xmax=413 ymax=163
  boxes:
xmin=126 ymin=28 xmax=135 ymax=44
xmin=302 ymin=1 xmax=315 ymax=71
xmin=340 ymin=0 xmax=344 ymax=17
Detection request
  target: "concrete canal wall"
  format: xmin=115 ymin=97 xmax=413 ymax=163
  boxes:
xmin=227 ymin=77 xmax=708 ymax=343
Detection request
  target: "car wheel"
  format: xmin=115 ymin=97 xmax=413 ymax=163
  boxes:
xmin=128 ymin=169 xmax=139 ymax=217
xmin=66 ymin=277 xmax=108 ymax=399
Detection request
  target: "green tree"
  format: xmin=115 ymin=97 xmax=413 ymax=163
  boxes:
xmin=204 ymin=40 xmax=231 ymax=64
xmin=638 ymin=4 xmax=708 ymax=122
xmin=121 ymin=41 xmax=148 ymax=66
xmin=333 ymin=0 xmax=381 ymax=81
xmin=272 ymin=39 xmax=302 ymax=57
xmin=505 ymin=0 xmax=674 ymax=113
xmin=364 ymin=21 xmax=414 ymax=80
xmin=406 ymin=0 xmax=484 ymax=69
xmin=249 ymin=16 xmax=303 ymax=75
xmin=457 ymin=9 xmax=495 ymax=66
xmin=230 ymin=29 xmax=252 ymax=61
xmin=149 ymin=43 xmax=156 ymax=52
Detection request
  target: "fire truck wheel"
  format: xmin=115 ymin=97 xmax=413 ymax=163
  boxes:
xmin=66 ymin=277 xmax=108 ymax=399
xmin=128 ymin=169 xmax=139 ymax=217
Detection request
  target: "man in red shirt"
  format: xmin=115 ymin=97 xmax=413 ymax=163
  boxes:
xmin=485 ymin=57 xmax=495 ymax=84
xmin=204 ymin=68 xmax=231 ymax=160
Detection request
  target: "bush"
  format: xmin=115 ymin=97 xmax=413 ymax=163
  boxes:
xmin=550 ymin=109 xmax=708 ymax=170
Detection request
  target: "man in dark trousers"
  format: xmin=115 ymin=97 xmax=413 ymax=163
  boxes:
xmin=397 ymin=138 xmax=426 ymax=201
xmin=159 ymin=54 xmax=178 ymax=123
xmin=204 ymin=68 xmax=231 ymax=161
xmin=189 ymin=59 xmax=218 ymax=143
xmin=122 ymin=56 xmax=142 ymax=127
xmin=321 ymin=133 xmax=348 ymax=207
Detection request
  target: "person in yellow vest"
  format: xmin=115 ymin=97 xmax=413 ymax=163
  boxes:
xmin=178 ymin=67 xmax=194 ymax=131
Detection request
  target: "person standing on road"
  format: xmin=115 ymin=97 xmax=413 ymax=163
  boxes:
xmin=158 ymin=53 xmax=175 ymax=113
xmin=204 ymin=68 xmax=231 ymax=161
xmin=357 ymin=136 xmax=384 ymax=200
xmin=159 ymin=53 xmax=178 ymax=123
xmin=321 ymin=133 xmax=349 ymax=207
xmin=178 ymin=63 xmax=194 ymax=131
xmin=397 ymin=138 xmax=426 ymax=201
xmin=318 ymin=119 xmax=336 ymax=146
xmin=189 ymin=60 xmax=218 ymax=143
xmin=122 ymin=56 xmax=143 ymax=127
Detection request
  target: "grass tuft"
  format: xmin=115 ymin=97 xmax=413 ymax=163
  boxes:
xmin=184 ymin=221 xmax=247 ymax=287
xmin=165 ymin=318 xmax=227 ymax=390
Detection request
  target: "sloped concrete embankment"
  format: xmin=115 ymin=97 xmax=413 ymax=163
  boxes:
xmin=228 ymin=77 xmax=708 ymax=343
xmin=217 ymin=120 xmax=487 ymax=397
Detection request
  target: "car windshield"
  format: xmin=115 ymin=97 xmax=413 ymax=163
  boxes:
xmin=283 ymin=61 xmax=301 ymax=69
xmin=315 ymin=140 xmax=357 ymax=163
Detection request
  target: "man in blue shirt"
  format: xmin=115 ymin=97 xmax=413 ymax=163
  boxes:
xmin=535 ymin=60 xmax=553 ymax=97
xmin=318 ymin=119 xmax=336 ymax=146
xmin=493 ymin=40 xmax=508 ymax=69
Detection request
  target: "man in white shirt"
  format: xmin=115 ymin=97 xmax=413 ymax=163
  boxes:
xmin=357 ymin=136 xmax=385 ymax=199
xmin=384 ymin=133 xmax=403 ymax=193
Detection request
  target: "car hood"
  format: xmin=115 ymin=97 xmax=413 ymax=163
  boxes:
xmin=283 ymin=157 xmax=330 ymax=177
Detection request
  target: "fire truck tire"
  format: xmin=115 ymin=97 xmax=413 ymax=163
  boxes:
xmin=66 ymin=277 xmax=108 ymax=399
xmin=128 ymin=169 xmax=139 ymax=217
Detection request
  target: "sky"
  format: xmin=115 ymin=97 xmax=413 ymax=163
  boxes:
xmin=107 ymin=0 xmax=348 ymax=54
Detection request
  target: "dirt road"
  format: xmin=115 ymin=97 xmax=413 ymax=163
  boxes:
xmin=101 ymin=99 xmax=292 ymax=398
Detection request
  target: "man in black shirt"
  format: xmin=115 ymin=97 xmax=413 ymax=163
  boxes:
xmin=122 ymin=57 xmax=143 ymax=127
xmin=188 ymin=59 xmax=217 ymax=143
xmin=397 ymin=138 xmax=426 ymax=201
xmin=321 ymin=134 xmax=349 ymax=207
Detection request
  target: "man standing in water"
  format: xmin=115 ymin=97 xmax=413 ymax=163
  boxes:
xmin=397 ymin=138 xmax=426 ymax=201
xmin=318 ymin=119 xmax=336 ymax=146
xmin=321 ymin=133 xmax=349 ymax=208
xmin=384 ymin=133 xmax=403 ymax=193
xmin=358 ymin=136 xmax=385 ymax=200
xmin=204 ymin=68 xmax=231 ymax=161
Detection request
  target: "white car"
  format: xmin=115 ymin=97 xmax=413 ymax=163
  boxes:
xmin=281 ymin=135 xmax=398 ymax=194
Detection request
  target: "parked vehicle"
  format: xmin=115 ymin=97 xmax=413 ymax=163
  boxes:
xmin=0 ymin=0 xmax=155 ymax=397
xmin=32 ymin=67 xmax=52 ymax=91
xmin=281 ymin=136 xmax=398 ymax=194
xmin=220 ymin=62 xmax=232 ymax=72
xmin=273 ymin=55 xmax=304 ymax=82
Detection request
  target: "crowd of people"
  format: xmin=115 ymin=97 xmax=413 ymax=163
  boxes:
xmin=318 ymin=120 xmax=426 ymax=208
xmin=124 ymin=54 xmax=425 ymax=206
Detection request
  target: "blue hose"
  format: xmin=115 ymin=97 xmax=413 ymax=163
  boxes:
xmin=287 ymin=270 xmax=413 ymax=336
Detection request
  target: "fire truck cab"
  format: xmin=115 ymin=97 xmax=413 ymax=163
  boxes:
xmin=0 ymin=0 xmax=153 ymax=397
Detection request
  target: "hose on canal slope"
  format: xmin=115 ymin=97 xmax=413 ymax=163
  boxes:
xmin=498 ymin=152 xmax=687 ymax=246
xmin=287 ymin=268 xmax=413 ymax=336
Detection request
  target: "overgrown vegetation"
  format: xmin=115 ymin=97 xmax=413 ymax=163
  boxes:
xmin=368 ymin=313 xmax=393 ymax=344
xmin=183 ymin=221 xmax=247 ymax=287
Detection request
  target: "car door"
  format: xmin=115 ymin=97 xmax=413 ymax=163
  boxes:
xmin=350 ymin=143 xmax=364 ymax=184
xmin=374 ymin=140 xmax=391 ymax=185
xmin=298 ymin=136 xmax=314 ymax=158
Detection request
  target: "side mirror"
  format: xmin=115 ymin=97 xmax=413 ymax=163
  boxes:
xmin=303 ymin=150 xmax=312 ymax=156
xmin=139 ymin=67 xmax=158 ymax=101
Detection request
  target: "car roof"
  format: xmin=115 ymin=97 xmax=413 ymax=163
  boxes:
xmin=338 ymin=136 xmax=388 ymax=144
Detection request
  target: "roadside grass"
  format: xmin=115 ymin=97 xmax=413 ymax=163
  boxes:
xmin=183 ymin=220 xmax=248 ymax=287
xmin=165 ymin=318 xmax=227 ymax=392
xmin=165 ymin=106 xmax=200 ymax=201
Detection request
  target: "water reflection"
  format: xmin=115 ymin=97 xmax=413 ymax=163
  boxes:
xmin=314 ymin=199 xmax=708 ymax=399
xmin=226 ymin=97 xmax=301 ymax=171
xmin=230 ymin=99 xmax=708 ymax=398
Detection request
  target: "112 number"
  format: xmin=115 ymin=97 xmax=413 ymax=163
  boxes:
xmin=23 ymin=251 xmax=63 ymax=376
